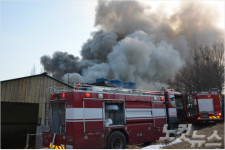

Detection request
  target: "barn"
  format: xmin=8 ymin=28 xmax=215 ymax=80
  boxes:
xmin=1 ymin=72 xmax=73 ymax=148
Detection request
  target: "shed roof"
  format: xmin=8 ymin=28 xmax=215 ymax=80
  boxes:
xmin=1 ymin=72 xmax=74 ymax=88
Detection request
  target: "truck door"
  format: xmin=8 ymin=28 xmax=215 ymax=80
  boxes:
xmin=186 ymin=94 xmax=198 ymax=118
xmin=174 ymin=94 xmax=186 ymax=121
xmin=163 ymin=92 xmax=184 ymax=128
xmin=50 ymin=101 xmax=66 ymax=135
xmin=83 ymin=99 xmax=104 ymax=148
xmin=152 ymin=97 xmax=167 ymax=127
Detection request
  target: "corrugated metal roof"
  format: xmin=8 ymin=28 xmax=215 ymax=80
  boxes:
xmin=1 ymin=72 xmax=74 ymax=88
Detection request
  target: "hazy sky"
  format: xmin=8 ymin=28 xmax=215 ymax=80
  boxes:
xmin=0 ymin=0 xmax=224 ymax=81
xmin=1 ymin=0 xmax=98 ymax=80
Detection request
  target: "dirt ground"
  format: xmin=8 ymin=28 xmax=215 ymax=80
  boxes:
xmin=126 ymin=122 xmax=224 ymax=149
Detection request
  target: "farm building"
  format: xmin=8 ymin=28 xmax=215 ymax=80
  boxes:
xmin=1 ymin=72 xmax=73 ymax=148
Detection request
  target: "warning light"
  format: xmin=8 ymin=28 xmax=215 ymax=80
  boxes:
xmin=216 ymin=113 xmax=221 ymax=116
xmin=208 ymin=95 xmax=211 ymax=98
xmin=160 ymin=97 xmax=164 ymax=101
xmin=85 ymin=93 xmax=91 ymax=98
xmin=62 ymin=93 xmax=66 ymax=98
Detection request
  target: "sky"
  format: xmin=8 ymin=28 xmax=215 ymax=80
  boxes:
xmin=0 ymin=0 xmax=224 ymax=81
xmin=0 ymin=0 xmax=98 ymax=80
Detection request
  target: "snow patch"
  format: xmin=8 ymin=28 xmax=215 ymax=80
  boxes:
xmin=142 ymin=139 xmax=182 ymax=149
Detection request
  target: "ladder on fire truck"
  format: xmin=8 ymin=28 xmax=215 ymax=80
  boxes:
xmin=73 ymin=83 xmax=165 ymax=96
xmin=48 ymin=84 xmax=165 ymax=97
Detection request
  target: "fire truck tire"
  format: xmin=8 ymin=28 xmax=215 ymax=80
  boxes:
xmin=107 ymin=131 xmax=126 ymax=149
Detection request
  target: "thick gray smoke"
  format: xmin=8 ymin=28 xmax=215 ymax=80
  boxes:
xmin=40 ymin=0 xmax=224 ymax=89
xmin=40 ymin=52 xmax=80 ymax=79
xmin=82 ymin=31 xmax=118 ymax=61
xmin=108 ymin=31 xmax=182 ymax=83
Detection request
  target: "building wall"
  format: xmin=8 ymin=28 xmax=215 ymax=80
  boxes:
xmin=1 ymin=75 xmax=73 ymax=119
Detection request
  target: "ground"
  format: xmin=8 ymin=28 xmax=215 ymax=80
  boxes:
xmin=126 ymin=122 xmax=224 ymax=149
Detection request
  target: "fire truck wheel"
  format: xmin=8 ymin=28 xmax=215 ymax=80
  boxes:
xmin=107 ymin=131 xmax=126 ymax=149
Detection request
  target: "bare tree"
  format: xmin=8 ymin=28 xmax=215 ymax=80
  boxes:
xmin=168 ymin=42 xmax=224 ymax=94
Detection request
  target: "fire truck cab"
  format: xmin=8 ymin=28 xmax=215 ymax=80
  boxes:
xmin=184 ymin=89 xmax=223 ymax=123
xmin=42 ymin=85 xmax=183 ymax=149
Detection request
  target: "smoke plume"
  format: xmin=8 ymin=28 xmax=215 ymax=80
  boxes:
xmin=40 ymin=0 xmax=224 ymax=89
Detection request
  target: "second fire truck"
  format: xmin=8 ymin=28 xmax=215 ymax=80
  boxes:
xmin=184 ymin=89 xmax=223 ymax=123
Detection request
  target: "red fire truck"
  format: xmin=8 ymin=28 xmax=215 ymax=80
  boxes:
xmin=42 ymin=85 xmax=183 ymax=149
xmin=184 ymin=89 xmax=223 ymax=123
